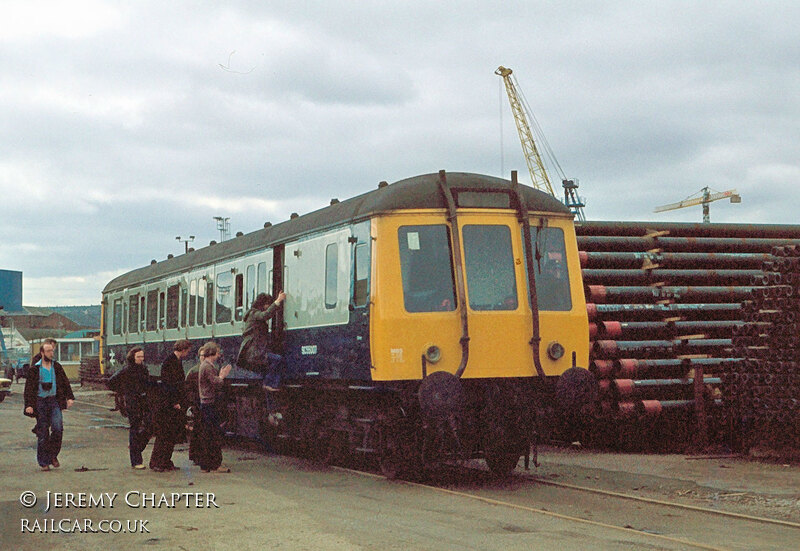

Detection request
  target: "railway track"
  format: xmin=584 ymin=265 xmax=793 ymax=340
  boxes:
xmin=333 ymin=462 xmax=799 ymax=551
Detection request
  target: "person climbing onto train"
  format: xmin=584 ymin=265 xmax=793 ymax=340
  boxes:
xmin=23 ymin=341 xmax=74 ymax=471
xmin=149 ymin=339 xmax=191 ymax=472
xmin=237 ymin=291 xmax=286 ymax=390
xmin=184 ymin=347 xmax=206 ymax=465
xmin=121 ymin=347 xmax=152 ymax=470
xmin=197 ymin=342 xmax=232 ymax=473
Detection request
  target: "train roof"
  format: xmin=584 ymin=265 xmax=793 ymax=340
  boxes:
xmin=103 ymin=172 xmax=569 ymax=293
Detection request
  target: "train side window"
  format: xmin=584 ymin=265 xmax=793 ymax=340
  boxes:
xmin=235 ymin=273 xmax=244 ymax=321
xmin=325 ymin=243 xmax=338 ymax=309
xmin=216 ymin=272 xmax=233 ymax=323
xmin=159 ymin=291 xmax=166 ymax=329
xmin=463 ymin=225 xmax=518 ymax=311
xmin=257 ymin=262 xmax=267 ymax=294
xmin=354 ymin=243 xmax=369 ymax=307
xmin=166 ymin=284 xmax=179 ymax=329
xmin=180 ymin=285 xmax=188 ymax=328
xmin=398 ymin=225 xmax=456 ymax=312
xmin=189 ymin=280 xmax=197 ymax=327
xmin=206 ymin=281 xmax=214 ymax=326
xmin=128 ymin=294 xmax=139 ymax=333
xmin=112 ymin=298 xmax=123 ymax=335
xmin=146 ymin=290 xmax=159 ymax=331
xmin=197 ymin=281 xmax=205 ymax=326
xmin=245 ymin=265 xmax=255 ymax=309
xmin=527 ymin=226 xmax=572 ymax=311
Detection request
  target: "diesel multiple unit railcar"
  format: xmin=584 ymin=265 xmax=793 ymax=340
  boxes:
xmin=101 ymin=171 xmax=594 ymax=476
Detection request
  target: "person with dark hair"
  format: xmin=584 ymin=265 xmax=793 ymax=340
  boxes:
xmin=237 ymin=290 xmax=286 ymax=389
xmin=197 ymin=342 xmax=232 ymax=473
xmin=23 ymin=342 xmax=74 ymax=471
xmin=122 ymin=347 xmax=151 ymax=469
xmin=30 ymin=338 xmax=58 ymax=368
xmin=150 ymin=340 xmax=191 ymax=471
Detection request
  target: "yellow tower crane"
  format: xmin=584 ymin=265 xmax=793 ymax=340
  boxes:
xmin=496 ymin=65 xmax=585 ymax=221
xmin=654 ymin=187 xmax=741 ymax=223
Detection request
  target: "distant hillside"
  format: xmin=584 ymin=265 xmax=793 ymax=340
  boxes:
xmin=46 ymin=306 xmax=101 ymax=328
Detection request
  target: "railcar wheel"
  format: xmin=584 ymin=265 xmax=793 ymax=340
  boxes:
xmin=484 ymin=448 xmax=521 ymax=477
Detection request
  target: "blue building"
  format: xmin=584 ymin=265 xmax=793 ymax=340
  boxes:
xmin=0 ymin=270 xmax=23 ymax=313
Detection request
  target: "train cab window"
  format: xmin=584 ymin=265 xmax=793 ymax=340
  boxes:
xmin=257 ymin=262 xmax=267 ymax=294
xmin=112 ymin=298 xmax=123 ymax=335
xmin=189 ymin=280 xmax=197 ymax=327
xmin=197 ymin=282 xmax=205 ymax=326
xmin=235 ymin=273 xmax=244 ymax=321
xmin=128 ymin=294 xmax=139 ymax=333
xmin=463 ymin=225 xmax=518 ymax=310
xmin=245 ymin=265 xmax=256 ymax=310
xmin=166 ymin=284 xmax=179 ymax=329
xmin=325 ymin=243 xmax=338 ymax=309
xmin=216 ymin=272 xmax=233 ymax=323
xmin=354 ymin=243 xmax=369 ymax=307
xmin=398 ymin=225 xmax=457 ymax=312
xmin=206 ymin=281 xmax=214 ymax=325
xmin=146 ymin=290 xmax=159 ymax=331
xmin=527 ymin=226 xmax=572 ymax=311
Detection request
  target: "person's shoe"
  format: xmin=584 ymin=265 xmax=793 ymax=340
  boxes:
xmin=202 ymin=466 xmax=230 ymax=473
xmin=150 ymin=466 xmax=166 ymax=472
xmin=267 ymin=412 xmax=282 ymax=427
xmin=132 ymin=464 xmax=146 ymax=470
xmin=51 ymin=458 xmax=60 ymax=468
xmin=40 ymin=465 xmax=51 ymax=471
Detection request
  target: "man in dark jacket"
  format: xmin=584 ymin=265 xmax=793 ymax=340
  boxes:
xmin=150 ymin=340 xmax=191 ymax=471
xmin=24 ymin=342 xmax=74 ymax=471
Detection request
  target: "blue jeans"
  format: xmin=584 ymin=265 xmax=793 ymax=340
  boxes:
xmin=263 ymin=353 xmax=284 ymax=389
xmin=35 ymin=397 xmax=63 ymax=467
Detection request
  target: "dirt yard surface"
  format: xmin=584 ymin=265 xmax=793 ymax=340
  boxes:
xmin=1 ymin=382 xmax=798 ymax=550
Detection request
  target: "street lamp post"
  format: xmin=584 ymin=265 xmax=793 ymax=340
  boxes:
xmin=175 ymin=235 xmax=195 ymax=253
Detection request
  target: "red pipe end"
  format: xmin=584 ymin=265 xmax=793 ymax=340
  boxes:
xmin=592 ymin=360 xmax=615 ymax=378
xmin=618 ymin=359 xmax=637 ymax=378
xmin=586 ymin=303 xmax=598 ymax=321
xmin=603 ymin=321 xmax=623 ymax=338
xmin=587 ymin=285 xmax=607 ymax=303
xmin=592 ymin=340 xmax=619 ymax=358
xmin=641 ymin=400 xmax=663 ymax=415
xmin=614 ymin=379 xmax=635 ymax=396
xmin=617 ymin=401 xmax=638 ymax=417
xmin=589 ymin=323 xmax=599 ymax=340
xmin=579 ymin=250 xmax=589 ymax=268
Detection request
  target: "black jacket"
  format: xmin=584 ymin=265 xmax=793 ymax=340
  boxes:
xmin=23 ymin=361 xmax=75 ymax=415
xmin=159 ymin=353 xmax=184 ymax=409
xmin=122 ymin=361 xmax=150 ymax=397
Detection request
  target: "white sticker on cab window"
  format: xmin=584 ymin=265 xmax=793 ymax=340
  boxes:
xmin=407 ymin=232 xmax=420 ymax=250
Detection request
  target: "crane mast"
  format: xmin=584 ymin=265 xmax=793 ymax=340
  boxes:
xmin=496 ymin=66 xmax=585 ymax=221
xmin=496 ymin=66 xmax=556 ymax=197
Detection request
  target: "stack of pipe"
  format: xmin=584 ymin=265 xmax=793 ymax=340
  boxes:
xmin=577 ymin=221 xmax=800 ymax=451
xmin=722 ymin=244 xmax=800 ymax=453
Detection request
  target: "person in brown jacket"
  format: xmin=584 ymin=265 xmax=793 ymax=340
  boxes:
xmin=197 ymin=342 xmax=232 ymax=473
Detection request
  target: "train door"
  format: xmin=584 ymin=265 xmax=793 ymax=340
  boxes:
xmin=455 ymin=214 xmax=535 ymax=378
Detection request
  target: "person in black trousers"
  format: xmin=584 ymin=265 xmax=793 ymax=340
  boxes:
xmin=122 ymin=347 xmax=151 ymax=469
xmin=150 ymin=340 xmax=191 ymax=471
xmin=23 ymin=341 xmax=74 ymax=471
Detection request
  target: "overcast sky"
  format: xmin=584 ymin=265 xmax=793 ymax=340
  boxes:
xmin=2 ymin=1 xmax=799 ymax=306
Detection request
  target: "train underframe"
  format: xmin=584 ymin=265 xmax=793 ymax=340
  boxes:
xmin=221 ymin=376 xmax=563 ymax=478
